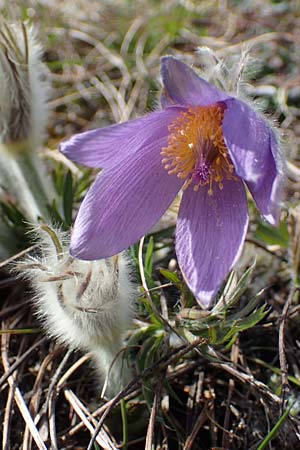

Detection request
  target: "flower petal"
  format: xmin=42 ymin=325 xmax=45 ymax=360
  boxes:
xmin=223 ymin=98 xmax=282 ymax=224
xmin=60 ymin=109 xmax=183 ymax=169
xmin=160 ymin=56 xmax=229 ymax=108
xmin=263 ymin=130 xmax=284 ymax=224
xmin=70 ymin=110 xmax=185 ymax=259
xmin=176 ymin=178 xmax=249 ymax=308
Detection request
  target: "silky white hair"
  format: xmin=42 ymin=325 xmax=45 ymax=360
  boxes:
xmin=196 ymin=46 xmax=257 ymax=99
xmin=0 ymin=20 xmax=55 ymax=223
xmin=0 ymin=20 xmax=50 ymax=145
xmin=16 ymin=225 xmax=136 ymax=398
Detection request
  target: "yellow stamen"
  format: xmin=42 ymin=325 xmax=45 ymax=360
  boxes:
xmin=161 ymin=105 xmax=236 ymax=195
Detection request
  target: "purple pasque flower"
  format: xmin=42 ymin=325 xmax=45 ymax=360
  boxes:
xmin=60 ymin=56 xmax=283 ymax=308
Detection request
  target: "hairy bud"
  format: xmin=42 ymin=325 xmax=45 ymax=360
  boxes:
xmin=16 ymin=225 xmax=136 ymax=397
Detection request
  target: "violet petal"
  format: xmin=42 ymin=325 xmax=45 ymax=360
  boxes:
xmin=264 ymin=130 xmax=284 ymax=224
xmin=160 ymin=56 xmax=229 ymax=108
xmin=59 ymin=109 xmax=184 ymax=169
xmin=176 ymin=178 xmax=249 ymax=308
xmin=69 ymin=111 xmax=185 ymax=259
xmin=223 ymin=98 xmax=282 ymax=224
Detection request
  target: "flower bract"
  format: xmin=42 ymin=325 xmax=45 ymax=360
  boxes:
xmin=60 ymin=56 xmax=283 ymax=308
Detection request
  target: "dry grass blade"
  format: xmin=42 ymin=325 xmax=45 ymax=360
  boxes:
xmin=12 ymin=394 xmax=46 ymax=450
xmin=91 ymin=76 xmax=123 ymax=122
xmin=211 ymin=362 xmax=281 ymax=404
xmin=120 ymin=16 xmax=144 ymax=57
xmin=56 ymin=352 xmax=92 ymax=390
xmin=70 ymin=28 xmax=130 ymax=80
xmin=2 ymin=367 xmax=16 ymax=450
xmin=22 ymin=349 xmax=59 ymax=450
xmin=145 ymin=379 xmax=163 ymax=450
xmin=183 ymin=404 xmax=209 ymax=450
xmin=146 ymin=35 xmax=172 ymax=66
xmin=0 ymin=337 xmax=46 ymax=390
xmin=87 ymin=336 xmax=207 ymax=450
xmin=68 ymin=397 xmax=110 ymax=437
xmin=44 ymin=350 xmax=72 ymax=449
xmin=1 ymin=328 xmax=47 ymax=450
xmin=215 ymin=31 xmax=297 ymax=55
xmin=0 ymin=245 xmax=38 ymax=269
xmin=121 ymin=77 xmax=143 ymax=121
xmin=135 ymin=30 xmax=148 ymax=76
xmin=86 ymin=379 xmax=141 ymax=450
xmin=64 ymin=389 xmax=118 ymax=449
xmin=48 ymin=86 xmax=98 ymax=109
xmin=222 ymin=341 xmax=239 ymax=448
xmin=279 ymin=288 xmax=298 ymax=409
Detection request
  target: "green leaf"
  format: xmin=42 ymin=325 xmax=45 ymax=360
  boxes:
xmin=256 ymin=403 xmax=293 ymax=450
xmin=163 ymin=379 xmax=185 ymax=406
xmin=120 ymin=399 xmax=128 ymax=450
xmin=145 ymin=236 xmax=154 ymax=278
xmin=63 ymin=170 xmax=74 ymax=227
xmin=74 ymin=168 xmax=94 ymax=199
xmin=47 ymin=199 xmax=65 ymax=229
xmin=208 ymin=325 xmax=218 ymax=344
xmin=0 ymin=328 xmax=42 ymax=334
xmin=229 ymin=290 xmax=265 ymax=321
xmin=212 ymin=262 xmax=256 ymax=315
xmin=160 ymin=268 xmax=181 ymax=285
xmin=137 ymin=333 xmax=164 ymax=373
xmin=218 ymin=305 xmax=268 ymax=345
xmin=0 ymin=201 xmax=27 ymax=226
xmin=129 ymin=243 xmax=139 ymax=273
xmin=251 ymin=358 xmax=300 ymax=388
xmin=256 ymin=220 xmax=289 ymax=248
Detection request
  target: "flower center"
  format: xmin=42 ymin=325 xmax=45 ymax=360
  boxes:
xmin=161 ymin=104 xmax=235 ymax=195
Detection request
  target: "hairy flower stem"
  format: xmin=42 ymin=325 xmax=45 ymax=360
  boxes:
xmin=0 ymin=146 xmax=54 ymax=221
xmin=0 ymin=19 xmax=55 ymax=249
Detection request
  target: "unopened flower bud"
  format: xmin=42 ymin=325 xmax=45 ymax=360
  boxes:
xmin=0 ymin=20 xmax=55 ymax=224
xmin=16 ymin=225 xmax=136 ymax=397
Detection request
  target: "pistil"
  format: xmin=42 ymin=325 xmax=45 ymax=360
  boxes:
xmin=161 ymin=104 xmax=236 ymax=195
